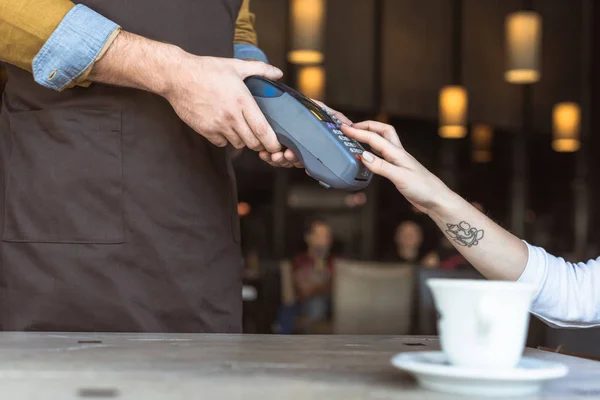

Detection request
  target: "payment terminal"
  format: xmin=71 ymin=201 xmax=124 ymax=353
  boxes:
xmin=245 ymin=76 xmax=372 ymax=191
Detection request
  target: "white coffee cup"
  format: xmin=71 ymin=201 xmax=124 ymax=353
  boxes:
xmin=427 ymin=279 xmax=536 ymax=369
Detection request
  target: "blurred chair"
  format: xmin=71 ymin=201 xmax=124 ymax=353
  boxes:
xmin=415 ymin=267 xmax=483 ymax=335
xmin=279 ymin=260 xmax=296 ymax=307
xmin=333 ymin=260 xmax=414 ymax=335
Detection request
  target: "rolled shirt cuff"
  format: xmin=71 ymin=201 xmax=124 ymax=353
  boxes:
xmin=234 ymin=44 xmax=269 ymax=64
xmin=71 ymin=28 xmax=122 ymax=88
xmin=32 ymin=4 xmax=120 ymax=91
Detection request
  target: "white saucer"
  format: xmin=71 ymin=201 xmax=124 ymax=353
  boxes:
xmin=391 ymin=351 xmax=568 ymax=397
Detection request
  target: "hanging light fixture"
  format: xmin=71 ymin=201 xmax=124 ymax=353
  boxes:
xmin=439 ymin=85 xmax=468 ymax=139
xmin=296 ymin=65 xmax=326 ymax=101
xmin=288 ymin=0 xmax=325 ymax=65
xmin=552 ymin=102 xmax=580 ymax=152
xmin=505 ymin=11 xmax=542 ymax=84
xmin=472 ymin=124 xmax=493 ymax=162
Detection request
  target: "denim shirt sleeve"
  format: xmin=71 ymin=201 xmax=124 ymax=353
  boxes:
xmin=32 ymin=4 xmax=120 ymax=91
xmin=234 ymin=44 xmax=269 ymax=64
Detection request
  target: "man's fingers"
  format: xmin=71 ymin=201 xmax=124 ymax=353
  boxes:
xmin=234 ymin=117 xmax=263 ymax=151
xmin=259 ymin=148 xmax=303 ymax=169
xmin=284 ymin=149 xmax=303 ymax=168
xmin=341 ymin=125 xmax=407 ymax=165
xmin=271 ymin=152 xmax=293 ymax=167
xmin=283 ymin=149 xmax=297 ymax=162
xmin=207 ymin=132 xmax=230 ymax=148
xmin=351 ymin=120 xmax=402 ymax=148
xmin=220 ymin=125 xmax=245 ymax=149
xmin=259 ymin=151 xmax=271 ymax=163
xmin=237 ymin=60 xmax=283 ymax=81
xmin=243 ymin=97 xmax=281 ymax=153
xmin=259 ymin=151 xmax=294 ymax=168
xmin=360 ymin=151 xmax=401 ymax=182
xmin=259 ymin=151 xmax=278 ymax=167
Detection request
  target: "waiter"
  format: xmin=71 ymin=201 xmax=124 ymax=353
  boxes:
xmin=0 ymin=0 xmax=335 ymax=333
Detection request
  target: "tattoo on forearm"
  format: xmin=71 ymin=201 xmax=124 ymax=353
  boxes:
xmin=445 ymin=222 xmax=484 ymax=247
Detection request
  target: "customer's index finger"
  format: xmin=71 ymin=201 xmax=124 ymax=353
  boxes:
xmin=352 ymin=120 xmax=402 ymax=148
xmin=342 ymin=125 xmax=407 ymax=166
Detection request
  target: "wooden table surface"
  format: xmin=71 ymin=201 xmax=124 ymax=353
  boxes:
xmin=1 ymin=332 xmax=599 ymax=399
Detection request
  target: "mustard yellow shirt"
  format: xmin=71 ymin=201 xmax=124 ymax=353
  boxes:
xmin=0 ymin=0 xmax=259 ymax=74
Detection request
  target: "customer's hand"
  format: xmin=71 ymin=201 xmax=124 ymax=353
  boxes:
xmin=342 ymin=121 xmax=451 ymax=215
xmin=257 ymin=101 xmax=352 ymax=168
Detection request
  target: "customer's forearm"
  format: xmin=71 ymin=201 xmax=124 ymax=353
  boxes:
xmin=88 ymin=31 xmax=180 ymax=97
xmin=428 ymin=191 xmax=528 ymax=281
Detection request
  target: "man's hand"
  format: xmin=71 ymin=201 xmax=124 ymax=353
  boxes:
xmin=258 ymin=101 xmax=352 ymax=168
xmin=163 ymin=55 xmax=283 ymax=151
xmin=89 ymin=31 xmax=283 ymax=152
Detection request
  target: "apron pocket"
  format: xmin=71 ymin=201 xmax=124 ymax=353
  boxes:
xmin=2 ymin=108 xmax=124 ymax=244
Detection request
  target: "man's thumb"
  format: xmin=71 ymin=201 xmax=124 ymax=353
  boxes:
xmin=238 ymin=60 xmax=283 ymax=81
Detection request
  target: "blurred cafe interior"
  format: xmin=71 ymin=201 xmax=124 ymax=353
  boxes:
xmin=228 ymin=0 xmax=600 ymax=358
xmin=2 ymin=0 xmax=600 ymax=357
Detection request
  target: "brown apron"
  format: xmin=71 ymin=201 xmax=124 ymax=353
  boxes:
xmin=0 ymin=0 xmax=244 ymax=333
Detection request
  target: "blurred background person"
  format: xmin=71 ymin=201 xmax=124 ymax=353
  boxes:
xmin=276 ymin=218 xmax=335 ymax=334
xmin=421 ymin=236 xmax=470 ymax=270
xmin=384 ymin=220 xmax=428 ymax=265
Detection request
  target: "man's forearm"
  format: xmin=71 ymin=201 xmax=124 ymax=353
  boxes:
xmin=86 ymin=26 xmax=284 ymax=152
xmin=88 ymin=31 xmax=179 ymax=97
xmin=428 ymin=191 xmax=528 ymax=281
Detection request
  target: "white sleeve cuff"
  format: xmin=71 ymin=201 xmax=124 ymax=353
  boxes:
xmin=517 ymin=241 xmax=547 ymax=301
xmin=517 ymin=241 xmax=600 ymax=328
